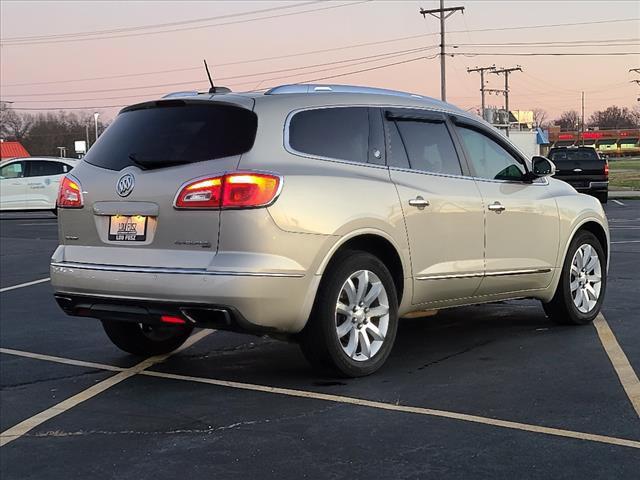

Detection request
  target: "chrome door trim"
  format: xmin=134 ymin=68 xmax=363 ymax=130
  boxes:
xmin=417 ymin=268 xmax=552 ymax=281
xmin=51 ymin=261 xmax=304 ymax=278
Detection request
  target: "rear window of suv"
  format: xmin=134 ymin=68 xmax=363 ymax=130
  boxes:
xmin=549 ymin=148 xmax=599 ymax=162
xmin=288 ymin=107 xmax=369 ymax=163
xmin=84 ymin=101 xmax=258 ymax=171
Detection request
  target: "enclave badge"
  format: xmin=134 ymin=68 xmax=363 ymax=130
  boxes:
xmin=116 ymin=173 xmax=135 ymax=197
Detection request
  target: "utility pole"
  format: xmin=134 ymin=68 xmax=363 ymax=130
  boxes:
xmin=467 ymin=65 xmax=495 ymax=120
xmin=420 ymin=1 xmax=464 ymax=102
xmin=581 ymin=91 xmax=585 ymax=146
xmin=492 ymin=66 xmax=522 ymax=137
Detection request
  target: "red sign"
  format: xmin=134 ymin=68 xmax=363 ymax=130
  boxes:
xmin=581 ymin=132 xmax=603 ymax=139
xmin=558 ymin=134 xmax=575 ymax=140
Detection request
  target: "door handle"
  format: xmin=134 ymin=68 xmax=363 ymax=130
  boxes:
xmin=408 ymin=196 xmax=430 ymax=209
xmin=488 ymin=201 xmax=506 ymax=213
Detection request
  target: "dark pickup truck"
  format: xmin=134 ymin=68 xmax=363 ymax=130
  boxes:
xmin=548 ymin=146 xmax=609 ymax=203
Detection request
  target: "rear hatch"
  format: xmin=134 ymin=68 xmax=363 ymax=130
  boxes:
xmin=57 ymin=98 xmax=257 ymax=268
xmin=548 ymin=147 xmax=606 ymax=188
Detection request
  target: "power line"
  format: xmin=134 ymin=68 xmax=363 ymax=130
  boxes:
xmin=2 ymin=13 xmax=636 ymax=48
xmin=8 ymin=55 xmax=435 ymax=111
xmin=0 ymin=1 xmax=370 ymax=46
xmin=3 ymin=33 xmax=638 ymax=88
xmin=1 ymin=1 xmax=322 ymax=41
xmin=450 ymin=52 xmax=640 ymax=57
xmin=467 ymin=65 xmax=496 ymax=120
xmin=2 ymin=45 xmax=439 ymax=98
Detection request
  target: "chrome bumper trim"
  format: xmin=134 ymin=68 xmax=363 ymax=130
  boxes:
xmin=50 ymin=261 xmax=305 ymax=278
xmin=417 ymin=268 xmax=552 ymax=281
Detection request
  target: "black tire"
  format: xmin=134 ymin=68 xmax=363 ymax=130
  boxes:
xmin=542 ymin=230 xmax=606 ymax=325
xmin=298 ymin=250 xmax=399 ymax=377
xmin=595 ymin=191 xmax=608 ymax=204
xmin=102 ymin=320 xmax=194 ymax=356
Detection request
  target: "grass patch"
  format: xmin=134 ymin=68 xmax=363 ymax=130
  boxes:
xmin=609 ymin=159 xmax=640 ymax=189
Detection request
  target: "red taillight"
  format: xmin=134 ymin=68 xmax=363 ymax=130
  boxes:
xmin=57 ymin=175 xmax=83 ymax=208
xmin=160 ymin=315 xmax=186 ymax=325
xmin=174 ymin=172 xmax=280 ymax=209
xmin=604 ymin=162 xmax=609 ymax=178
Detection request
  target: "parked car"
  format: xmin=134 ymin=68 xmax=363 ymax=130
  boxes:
xmin=547 ymin=146 xmax=609 ymax=203
xmin=0 ymin=156 xmax=79 ymax=213
xmin=51 ymin=85 xmax=609 ymax=377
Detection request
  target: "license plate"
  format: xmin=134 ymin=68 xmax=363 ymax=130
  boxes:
xmin=108 ymin=215 xmax=147 ymax=241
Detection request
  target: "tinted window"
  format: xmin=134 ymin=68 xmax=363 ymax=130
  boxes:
xmin=85 ymin=102 xmax=258 ymax=171
xmin=1 ymin=162 xmax=24 ymax=178
xmin=289 ymin=107 xmax=369 ymax=163
xmin=457 ymin=127 xmax=525 ymax=181
xmin=385 ymin=121 xmax=410 ymax=169
xmin=394 ymin=120 xmax=462 ymax=175
xmin=27 ymin=160 xmax=65 ymax=177
xmin=549 ymin=149 xmax=599 ymax=162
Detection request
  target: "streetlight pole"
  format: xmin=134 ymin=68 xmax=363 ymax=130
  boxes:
xmin=93 ymin=112 xmax=100 ymax=144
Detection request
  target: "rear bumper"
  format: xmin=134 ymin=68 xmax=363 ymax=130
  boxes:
xmin=50 ymin=261 xmax=319 ymax=333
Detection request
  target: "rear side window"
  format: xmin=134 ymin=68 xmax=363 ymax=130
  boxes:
xmin=288 ymin=107 xmax=369 ymax=163
xmin=393 ymin=120 xmax=462 ymax=175
xmin=84 ymin=102 xmax=258 ymax=171
xmin=26 ymin=160 xmax=65 ymax=177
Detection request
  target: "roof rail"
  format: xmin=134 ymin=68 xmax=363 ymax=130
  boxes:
xmin=264 ymin=84 xmax=424 ymax=99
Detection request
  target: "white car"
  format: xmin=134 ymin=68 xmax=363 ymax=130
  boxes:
xmin=0 ymin=157 xmax=79 ymax=212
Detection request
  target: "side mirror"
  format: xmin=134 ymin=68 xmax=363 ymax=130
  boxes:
xmin=531 ymin=156 xmax=556 ymax=178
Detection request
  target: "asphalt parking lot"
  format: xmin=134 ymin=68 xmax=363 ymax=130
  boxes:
xmin=1 ymin=202 xmax=639 ymax=479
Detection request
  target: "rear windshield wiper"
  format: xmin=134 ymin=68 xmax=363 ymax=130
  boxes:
xmin=128 ymin=153 xmax=189 ymax=170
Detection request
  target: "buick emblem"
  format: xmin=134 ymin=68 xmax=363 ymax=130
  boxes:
xmin=116 ymin=173 xmax=135 ymax=197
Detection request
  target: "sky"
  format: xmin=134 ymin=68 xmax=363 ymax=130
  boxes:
xmin=1 ymin=0 xmax=639 ymax=122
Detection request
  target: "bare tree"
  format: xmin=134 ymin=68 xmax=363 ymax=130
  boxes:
xmin=554 ymin=110 xmax=580 ymax=131
xmin=532 ymin=108 xmax=548 ymax=128
xmin=587 ymin=106 xmax=640 ymax=129
xmin=0 ymin=108 xmax=33 ymax=141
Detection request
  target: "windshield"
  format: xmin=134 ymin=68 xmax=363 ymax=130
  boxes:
xmin=549 ymin=149 xmax=599 ymax=162
xmin=84 ymin=102 xmax=257 ymax=171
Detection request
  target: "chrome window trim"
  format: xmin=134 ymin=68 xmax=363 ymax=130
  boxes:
xmin=471 ymin=176 xmax=550 ymax=186
xmin=387 ymin=165 xmax=477 ymax=182
xmin=51 ymin=261 xmax=304 ymax=278
xmin=416 ymin=267 xmax=552 ymax=281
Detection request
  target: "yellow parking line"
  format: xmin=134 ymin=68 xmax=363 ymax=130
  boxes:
xmin=0 ymin=348 xmax=125 ymax=372
xmin=140 ymin=370 xmax=640 ymax=450
xmin=0 ymin=330 xmax=211 ymax=447
xmin=593 ymin=314 xmax=640 ymax=418
xmin=2 ymin=326 xmax=640 ymax=450
xmin=0 ymin=278 xmax=50 ymax=293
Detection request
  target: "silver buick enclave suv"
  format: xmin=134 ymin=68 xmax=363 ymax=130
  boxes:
xmin=51 ymin=84 xmax=609 ymax=377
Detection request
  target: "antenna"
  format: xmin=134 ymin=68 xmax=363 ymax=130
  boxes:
xmin=203 ymin=59 xmax=215 ymax=93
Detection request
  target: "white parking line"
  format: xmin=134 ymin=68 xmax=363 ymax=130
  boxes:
xmin=0 ymin=330 xmax=212 ymax=447
xmin=612 ymin=199 xmax=626 ymax=206
xmin=0 ymin=278 xmax=50 ymax=293
xmin=593 ymin=314 xmax=640 ymax=418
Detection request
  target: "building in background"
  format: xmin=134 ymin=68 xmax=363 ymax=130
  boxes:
xmin=0 ymin=140 xmax=30 ymax=160
xmin=547 ymin=126 xmax=640 ymax=157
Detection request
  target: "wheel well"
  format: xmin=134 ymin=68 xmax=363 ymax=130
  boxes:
xmin=327 ymin=234 xmax=405 ymax=303
xmin=577 ymin=221 xmax=608 ymax=258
